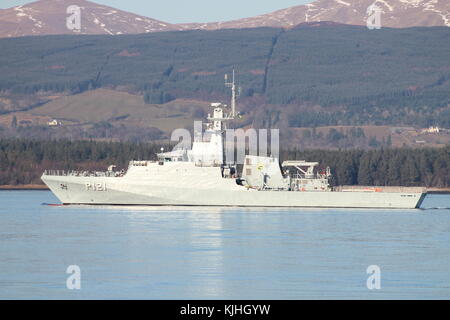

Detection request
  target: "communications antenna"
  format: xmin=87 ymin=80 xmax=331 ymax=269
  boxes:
xmin=225 ymin=70 xmax=239 ymax=119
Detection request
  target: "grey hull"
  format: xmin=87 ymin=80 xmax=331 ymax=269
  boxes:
xmin=42 ymin=174 xmax=426 ymax=209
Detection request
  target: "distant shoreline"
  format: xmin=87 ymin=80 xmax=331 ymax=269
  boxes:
xmin=0 ymin=185 xmax=449 ymax=194
xmin=426 ymin=188 xmax=450 ymax=194
xmin=0 ymin=185 xmax=49 ymax=190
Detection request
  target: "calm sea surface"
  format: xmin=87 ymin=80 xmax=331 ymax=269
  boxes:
xmin=0 ymin=191 xmax=449 ymax=300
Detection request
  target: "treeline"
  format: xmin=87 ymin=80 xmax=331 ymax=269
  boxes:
xmin=281 ymin=147 xmax=450 ymax=187
xmin=1 ymin=25 xmax=449 ymax=127
xmin=0 ymin=139 xmax=448 ymax=187
xmin=0 ymin=139 xmax=169 ymax=185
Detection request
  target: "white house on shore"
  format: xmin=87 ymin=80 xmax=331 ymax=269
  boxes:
xmin=47 ymin=119 xmax=62 ymax=127
xmin=421 ymin=126 xmax=440 ymax=134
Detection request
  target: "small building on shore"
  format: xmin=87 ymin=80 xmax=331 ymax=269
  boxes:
xmin=47 ymin=119 xmax=62 ymax=127
xmin=421 ymin=126 xmax=440 ymax=134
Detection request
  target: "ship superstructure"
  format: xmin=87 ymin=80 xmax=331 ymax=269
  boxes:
xmin=42 ymin=72 xmax=427 ymax=209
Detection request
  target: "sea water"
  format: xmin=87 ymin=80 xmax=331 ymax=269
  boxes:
xmin=0 ymin=191 xmax=449 ymax=299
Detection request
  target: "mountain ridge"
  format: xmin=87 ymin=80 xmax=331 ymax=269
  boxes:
xmin=0 ymin=0 xmax=179 ymax=38
xmin=0 ymin=0 xmax=448 ymax=38
xmin=177 ymin=0 xmax=449 ymax=30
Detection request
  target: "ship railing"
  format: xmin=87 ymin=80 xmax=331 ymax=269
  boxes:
xmin=335 ymin=185 xmax=427 ymax=193
xmin=43 ymin=170 xmax=124 ymax=177
xmin=289 ymin=173 xmax=328 ymax=180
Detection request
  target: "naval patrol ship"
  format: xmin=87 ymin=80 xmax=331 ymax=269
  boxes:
xmin=41 ymin=73 xmax=427 ymax=209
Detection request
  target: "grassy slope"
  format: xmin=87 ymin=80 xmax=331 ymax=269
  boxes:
xmin=2 ymin=87 xmax=449 ymax=147
xmin=1 ymin=88 xmax=389 ymax=131
xmin=3 ymin=88 xmax=210 ymax=131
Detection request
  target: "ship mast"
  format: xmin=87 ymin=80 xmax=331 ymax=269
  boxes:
xmin=225 ymin=70 xmax=237 ymax=119
xmin=221 ymin=70 xmax=239 ymax=165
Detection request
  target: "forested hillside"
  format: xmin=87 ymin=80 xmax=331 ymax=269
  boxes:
xmin=0 ymin=139 xmax=448 ymax=187
xmin=1 ymin=24 xmax=449 ymax=128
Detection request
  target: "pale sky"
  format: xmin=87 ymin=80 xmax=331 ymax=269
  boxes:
xmin=0 ymin=0 xmax=312 ymax=23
